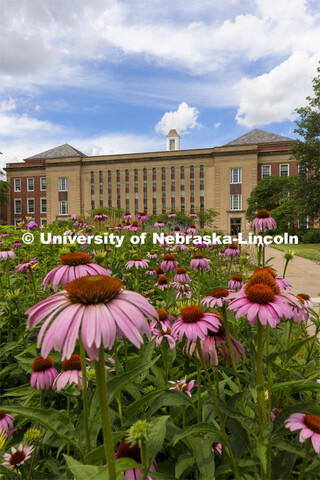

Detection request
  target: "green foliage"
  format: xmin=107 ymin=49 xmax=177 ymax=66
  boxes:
xmin=302 ymin=228 xmax=320 ymax=244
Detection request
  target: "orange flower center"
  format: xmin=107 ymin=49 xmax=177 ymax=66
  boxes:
xmin=10 ymin=451 xmax=26 ymax=466
xmin=210 ymin=288 xmax=229 ymax=298
xmin=304 ymin=414 xmax=320 ymax=434
xmin=174 ymin=226 xmax=180 ymax=231
xmin=273 ymin=408 xmax=282 ymax=417
xmin=132 ymin=257 xmax=142 ymax=261
xmin=158 ymin=275 xmax=168 ymax=285
xmin=163 ymin=254 xmax=176 ymax=261
xmin=257 ymin=209 xmax=270 ymax=218
xmin=65 ymin=275 xmax=122 ymax=305
xmin=245 ymin=284 xmax=275 ymax=304
xmin=0 ymin=410 xmax=6 ymax=419
xmin=246 ymin=272 xmax=280 ymax=295
xmin=0 ymin=247 xmax=11 ymax=251
xmin=132 ymin=221 xmax=139 ymax=227
xmin=62 ymin=354 xmax=82 ymax=371
xmin=254 ymin=267 xmax=277 ymax=278
xmin=21 ymin=258 xmax=33 ymax=264
xmin=161 ymin=326 xmax=172 ymax=335
xmin=157 ymin=309 xmax=169 ymax=322
xmin=32 ymin=357 xmax=54 ymax=372
xmin=192 ymin=253 xmax=204 ymax=259
xmin=116 ymin=441 xmax=141 ymax=463
xmin=297 ymin=293 xmax=310 ymax=301
xmin=60 ymin=252 xmax=92 ymax=266
xmin=228 ymin=243 xmax=238 ymax=250
xmin=190 ymin=224 xmax=196 ymax=228
xmin=124 ymin=212 xmax=131 ymax=215
xmin=231 ymin=274 xmax=242 ymax=282
xmin=181 ymin=306 xmax=204 ymax=324
xmin=176 ymin=267 xmax=187 ymax=274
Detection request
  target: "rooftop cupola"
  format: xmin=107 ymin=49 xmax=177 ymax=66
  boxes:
xmin=166 ymin=129 xmax=181 ymax=151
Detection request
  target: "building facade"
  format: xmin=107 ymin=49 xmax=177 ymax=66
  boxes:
xmin=4 ymin=129 xmax=298 ymax=234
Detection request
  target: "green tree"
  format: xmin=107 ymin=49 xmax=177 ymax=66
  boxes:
xmin=0 ymin=166 xmax=10 ymax=222
xmin=246 ymin=176 xmax=302 ymax=232
xmin=291 ymin=64 xmax=320 ymax=220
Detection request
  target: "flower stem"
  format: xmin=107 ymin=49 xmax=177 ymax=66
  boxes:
xmin=94 ymin=345 xmax=116 ymax=480
xmin=29 ymin=267 xmax=38 ymax=301
xmin=196 ymin=339 xmax=240 ymax=480
xmin=197 ymin=360 xmax=201 ymax=422
xmin=256 ymin=321 xmax=266 ymax=441
xmin=79 ymin=336 xmax=91 ymax=454
xmin=298 ymin=441 xmax=310 ymax=480
xmin=282 ymin=258 xmax=290 ymax=279
xmin=114 ymin=340 xmax=123 ymax=427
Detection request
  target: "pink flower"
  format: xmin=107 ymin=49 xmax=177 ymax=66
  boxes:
xmin=289 ymin=295 xmax=310 ymax=324
xmin=168 ymin=213 xmax=176 ymax=218
xmin=154 ymin=221 xmax=165 ymax=227
xmin=174 ymin=267 xmax=191 ymax=283
xmin=201 ymin=288 xmax=230 ymax=308
xmin=173 ymin=282 xmax=193 ymax=299
xmin=275 ymin=277 xmax=292 ymax=291
xmin=53 ymin=354 xmax=83 ymax=391
xmin=0 ymin=248 xmax=16 ymax=261
xmin=169 ymin=377 xmax=195 ymax=397
xmin=0 ymin=411 xmax=14 ymax=435
xmin=228 ymin=274 xmax=244 ymax=291
xmin=71 ymin=215 xmax=78 ymax=220
xmin=147 ymin=252 xmax=158 ymax=259
xmin=1 ymin=232 xmax=10 ymax=238
xmin=150 ymin=309 xmax=174 ymax=329
xmin=137 ymin=213 xmax=149 ymax=222
xmin=125 ymin=257 xmax=149 ymax=269
xmin=171 ymin=306 xmax=221 ymax=342
xmin=189 ymin=213 xmax=198 ymax=218
xmin=211 ymin=441 xmax=222 ymax=455
xmin=172 ymin=244 xmax=190 ymax=251
xmin=224 ymin=243 xmax=240 ymax=257
xmin=15 ymin=258 xmax=39 ymax=273
xmin=26 ymin=275 xmax=157 ymax=361
xmin=12 ymin=241 xmax=22 ymax=249
xmin=190 ymin=253 xmax=210 ymax=271
xmin=285 ymin=413 xmax=320 ymax=453
xmin=154 ymin=275 xmax=170 ymax=290
xmin=2 ymin=444 xmax=34 ymax=469
xmin=228 ymin=271 xmax=300 ymax=328
xmin=160 ymin=253 xmax=178 ymax=272
xmin=123 ymin=212 xmax=133 ymax=220
xmin=115 ymin=441 xmax=156 ymax=479
xmin=251 ymin=209 xmax=277 ymax=232
xmin=42 ymin=252 xmax=111 ymax=291
xmin=151 ymin=321 xmax=176 ymax=350
xmin=186 ymin=225 xmax=199 ymax=234
xmin=31 ymin=357 xmax=58 ymax=390
xmin=94 ymin=213 xmax=107 ymax=222
xmin=271 ymin=408 xmax=282 ymax=421
xmin=129 ymin=222 xmax=141 ymax=231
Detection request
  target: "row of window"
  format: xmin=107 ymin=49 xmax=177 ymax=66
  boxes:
xmin=14 ymin=177 xmax=46 ymax=192
xmin=261 ymin=164 xmax=289 ymax=178
xmin=14 ymin=198 xmax=47 ymax=215
xmin=14 ymin=218 xmax=47 ymax=227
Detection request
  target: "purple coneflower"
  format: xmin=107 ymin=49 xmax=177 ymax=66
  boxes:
xmin=0 ymin=247 xmax=16 ymax=261
xmin=289 ymin=295 xmax=309 ymax=324
xmin=12 ymin=241 xmax=22 ymax=249
xmin=168 ymin=213 xmax=176 ymax=218
xmin=169 ymin=378 xmax=195 ymax=397
xmin=171 ymin=305 xmax=221 ymax=342
xmin=228 ymin=274 xmax=244 ymax=291
xmin=201 ymin=288 xmax=230 ymax=308
xmin=251 ymin=209 xmax=277 ymax=232
xmin=194 ymin=241 xmax=207 ymax=249
xmin=28 ymin=221 xmax=38 ymax=230
xmin=190 ymin=253 xmax=210 ymax=271
xmin=189 ymin=213 xmax=198 ymax=218
xmin=1 ymin=232 xmax=10 ymax=238
xmin=0 ymin=411 xmax=14 ymax=435
xmin=53 ymin=354 xmax=83 ymax=391
xmin=129 ymin=221 xmax=141 ymax=231
xmin=185 ymin=312 xmax=246 ymax=367
xmin=154 ymin=221 xmax=165 ymax=227
xmin=174 ymin=267 xmax=191 ymax=283
xmin=26 ymin=275 xmax=157 ymax=360
xmin=31 ymin=357 xmax=58 ymax=390
xmin=15 ymin=257 xmax=39 ymax=273
xmin=211 ymin=441 xmax=222 ymax=455
xmin=285 ymin=413 xmax=320 ymax=453
xmin=147 ymin=252 xmax=158 ymax=259
xmin=2 ymin=444 xmax=34 ymax=469
xmin=150 ymin=308 xmax=174 ymax=329
xmin=271 ymin=408 xmax=282 ymax=421
xmin=186 ymin=224 xmax=199 ymax=234
xmin=254 ymin=267 xmax=292 ymax=291
xmin=151 ymin=321 xmax=175 ymax=350
xmin=173 ymin=282 xmax=193 ymax=299
xmin=154 ymin=275 xmax=169 ymax=290
xmin=228 ymin=271 xmax=300 ymax=328
xmin=155 ymin=266 xmax=164 ymax=276
xmin=224 ymin=243 xmax=240 ymax=257
xmin=123 ymin=212 xmax=133 ymax=220
xmin=71 ymin=214 xmax=78 ymax=220
xmin=125 ymin=257 xmax=149 ymax=269
xmin=137 ymin=213 xmax=149 ymax=222
xmin=114 ymin=224 xmax=123 ymax=230
xmin=172 ymin=244 xmax=190 ymax=251
xmin=161 ymin=253 xmax=178 ymax=272
xmin=115 ymin=441 xmax=156 ymax=479
xmin=145 ymin=269 xmax=156 ymax=276
xmin=42 ymin=252 xmax=111 ymax=291
xmin=94 ymin=212 xmax=107 ymax=222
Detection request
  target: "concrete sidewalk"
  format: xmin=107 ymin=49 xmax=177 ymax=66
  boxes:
xmin=265 ymin=247 xmax=320 ymax=298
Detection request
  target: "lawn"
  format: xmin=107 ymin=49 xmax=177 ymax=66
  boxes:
xmin=272 ymin=243 xmax=320 ymax=263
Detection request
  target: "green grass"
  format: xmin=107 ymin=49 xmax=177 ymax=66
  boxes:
xmin=271 ymin=243 xmax=320 ymax=263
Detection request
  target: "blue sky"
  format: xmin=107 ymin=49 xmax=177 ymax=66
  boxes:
xmin=0 ymin=0 xmax=319 ymax=171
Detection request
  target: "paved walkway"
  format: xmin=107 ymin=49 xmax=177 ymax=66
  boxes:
xmin=265 ymin=247 xmax=320 ymax=298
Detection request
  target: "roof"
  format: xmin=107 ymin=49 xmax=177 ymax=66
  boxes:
xmin=24 ymin=144 xmax=87 ymax=160
xmin=167 ymin=129 xmax=180 ymax=137
xmin=226 ymin=129 xmax=293 ymax=146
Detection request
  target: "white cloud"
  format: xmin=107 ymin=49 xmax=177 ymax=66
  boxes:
xmin=155 ymin=102 xmax=200 ymax=135
xmin=0 ymin=98 xmax=17 ymax=112
xmin=214 ymin=122 xmax=222 ymax=128
xmin=235 ymin=51 xmax=319 ymax=127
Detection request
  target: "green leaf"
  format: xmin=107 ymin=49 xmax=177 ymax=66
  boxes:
xmin=257 ymin=442 xmax=267 ymax=474
xmin=125 ymin=386 xmax=168 ymax=418
xmin=271 ymin=438 xmax=307 ymax=458
xmin=2 ymin=405 xmax=78 ymax=448
xmin=147 ymin=391 xmax=192 ymax=417
xmin=171 ymin=423 xmax=225 ymax=446
xmin=146 ymin=415 xmax=169 ymax=467
xmin=271 ymin=450 xmax=296 ymax=480
xmin=266 ymin=335 xmax=316 ymax=364
xmin=64 ymin=455 xmax=102 ymax=479
xmin=218 ymin=402 xmax=259 ymax=436
xmin=150 ymin=473 xmax=178 ymax=480
xmin=188 ymin=437 xmax=215 ymax=480
xmin=175 ymin=454 xmax=195 ymax=478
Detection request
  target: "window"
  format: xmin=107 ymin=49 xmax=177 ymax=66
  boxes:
xmin=59 ymin=201 xmax=68 ymax=215
xmin=200 ymin=165 xmax=204 ymax=211
xmin=143 ymin=168 xmax=147 ymax=212
xmin=117 ymin=170 xmax=121 ymax=209
xmin=108 ymin=171 xmax=112 ymax=207
xmin=230 ymin=194 xmax=242 ymax=211
xmin=40 ymin=198 xmax=47 ymax=214
xmin=27 ymin=178 xmax=34 ymax=191
xmin=14 ymin=219 xmax=22 ymax=227
xmin=40 ymin=219 xmax=47 ymax=227
xmin=190 ymin=166 xmax=194 ymax=213
xmin=14 ymin=178 xmax=21 ymax=192
xmin=58 ymin=177 xmax=68 ymax=191
xmin=14 ymin=199 xmax=22 ymax=214
xmin=261 ymin=165 xmax=271 ymax=178
xmin=40 ymin=177 xmax=46 ymax=191
xmin=169 ymin=139 xmax=175 ymax=151
xmin=161 ymin=167 xmax=166 ymax=213
xmin=230 ymin=168 xmax=242 ymax=184
xmin=27 ymin=198 xmax=35 ymax=214
xmin=99 ymin=171 xmax=103 ymax=206
xmin=91 ymin=171 xmax=95 ymax=210
xmin=280 ymin=164 xmax=289 ymax=176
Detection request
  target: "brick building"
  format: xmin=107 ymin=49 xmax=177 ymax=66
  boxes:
xmin=4 ymin=129 xmax=298 ymax=234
